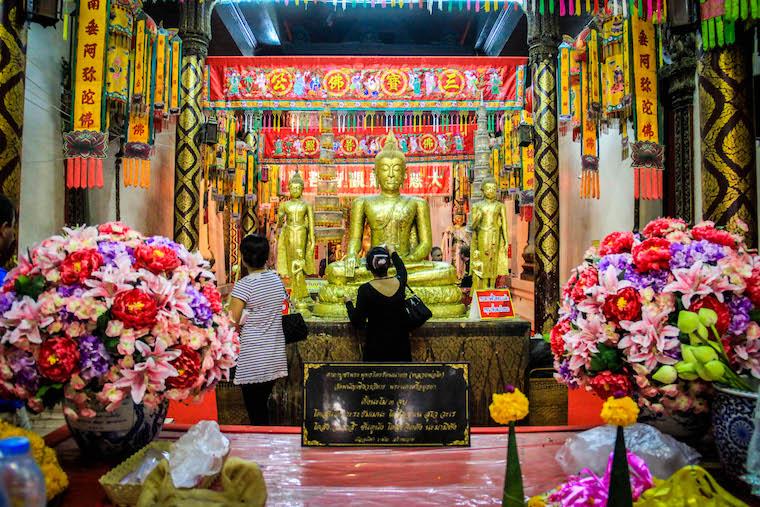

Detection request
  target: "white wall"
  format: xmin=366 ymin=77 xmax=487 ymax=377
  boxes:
xmin=87 ymin=129 xmax=176 ymax=238
xmin=19 ymin=24 xmax=66 ymax=252
xmin=559 ymin=128 xmax=662 ymax=283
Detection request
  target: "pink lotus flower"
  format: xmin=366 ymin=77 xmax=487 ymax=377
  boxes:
xmin=113 ymin=340 xmax=180 ymax=404
xmin=663 ymin=261 xmax=721 ymax=308
xmin=1 ymin=297 xmax=54 ymax=346
xmin=619 ymin=307 xmax=680 ymax=372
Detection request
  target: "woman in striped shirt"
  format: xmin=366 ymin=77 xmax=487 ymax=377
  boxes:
xmin=229 ymin=235 xmax=288 ymax=425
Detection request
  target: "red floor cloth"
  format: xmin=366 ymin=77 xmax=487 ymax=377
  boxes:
xmin=52 ymin=428 xmax=576 ymax=506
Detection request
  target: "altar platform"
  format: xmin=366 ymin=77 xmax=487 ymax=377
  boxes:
xmin=216 ymin=318 xmax=532 ymax=427
xmin=46 ymin=424 xmax=584 ymax=506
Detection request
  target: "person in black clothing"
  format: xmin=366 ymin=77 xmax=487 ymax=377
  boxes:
xmin=344 ymin=244 xmax=411 ymax=362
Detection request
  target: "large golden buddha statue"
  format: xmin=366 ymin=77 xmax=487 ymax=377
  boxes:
xmin=314 ymin=132 xmax=465 ymax=318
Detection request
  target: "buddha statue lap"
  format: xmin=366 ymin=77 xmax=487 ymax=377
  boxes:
xmin=313 ymin=132 xmax=466 ymax=319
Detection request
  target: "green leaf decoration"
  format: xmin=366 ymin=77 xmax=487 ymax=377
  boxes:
xmin=15 ymin=275 xmax=47 ymax=301
xmin=503 ymin=422 xmax=524 ymax=507
xmin=589 ymin=343 xmax=623 ymax=373
xmin=607 ymin=426 xmax=634 ymax=507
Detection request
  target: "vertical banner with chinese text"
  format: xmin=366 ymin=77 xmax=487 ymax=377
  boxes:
xmin=63 ymin=0 xmax=110 ymax=189
xmin=630 ymin=13 xmax=663 ymax=200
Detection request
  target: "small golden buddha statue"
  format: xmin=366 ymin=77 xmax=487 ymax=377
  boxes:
xmin=276 ymin=173 xmax=315 ymax=313
xmin=314 ymin=132 xmax=465 ymax=318
xmin=469 ymin=176 xmax=509 ymax=290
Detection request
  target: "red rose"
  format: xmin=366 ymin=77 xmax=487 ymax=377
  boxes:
xmin=550 ymin=320 xmax=571 ymax=358
xmin=691 ymin=225 xmax=736 ymax=248
xmin=202 ymin=285 xmax=223 ymax=313
xmin=111 ymin=289 xmax=159 ymax=329
xmin=98 ymin=222 xmax=132 ymax=236
xmin=599 ymin=231 xmax=634 ymax=255
xmin=589 ymin=371 xmax=632 ymax=399
xmin=134 ymin=244 xmax=181 ymax=274
xmin=570 ymin=267 xmax=599 ymax=303
xmin=632 ymin=238 xmax=672 ymax=272
xmin=642 ymin=217 xmax=687 ymax=238
xmin=38 ymin=337 xmax=80 ymax=382
xmin=602 ymin=287 xmax=642 ymax=325
xmin=746 ymin=266 xmax=760 ymax=308
xmin=166 ymin=345 xmax=201 ymax=389
xmin=60 ymin=249 xmax=103 ymax=285
xmin=690 ymin=295 xmax=730 ymax=336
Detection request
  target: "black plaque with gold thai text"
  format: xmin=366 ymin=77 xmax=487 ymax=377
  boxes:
xmin=302 ymin=362 xmax=470 ymax=447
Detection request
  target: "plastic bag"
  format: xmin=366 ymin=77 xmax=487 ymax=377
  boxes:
xmin=170 ymin=420 xmax=230 ymax=488
xmin=120 ymin=447 xmax=171 ymax=485
xmin=556 ymin=423 xmax=700 ymax=480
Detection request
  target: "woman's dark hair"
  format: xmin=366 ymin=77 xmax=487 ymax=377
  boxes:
xmin=0 ymin=194 xmax=15 ymax=226
xmin=240 ymin=234 xmax=269 ymax=269
xmin=366 ymin=246 xmax=391 ymax=277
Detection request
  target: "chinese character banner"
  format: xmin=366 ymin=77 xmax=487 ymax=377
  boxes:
xmin=205 ymin=56 xmax=526 ymax=110
xmin=277 ymin=162 xmax=452 ymax=196
xmin=262 ymin=125 xmax=474 ymax=161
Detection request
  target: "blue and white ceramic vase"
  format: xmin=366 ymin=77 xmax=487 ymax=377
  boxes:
xmin=64 ymin=399 xmax=168 ymax=458
xmin=712 ymin=384 xmax=758 ymax=481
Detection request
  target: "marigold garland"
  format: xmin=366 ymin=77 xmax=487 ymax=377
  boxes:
xmin=601 ymin=396 xmax=639 ymax=427
xmin=0 ymin=421 xmax=68 ymax=500
xmin=489 ymin=387 xmax=529 ymax=425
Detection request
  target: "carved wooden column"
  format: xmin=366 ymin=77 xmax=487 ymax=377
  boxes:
xmin=526 ymin=7 xmax=560 ymax=336
xmin=660 ymin=29 xmax=697 ymax=223
xmin=0 ymin=0 xmax=26 ymax=218
xmin=174 ymin=0 xmax=214 ymax=251
xmin=698 ymin=39 xmax=757 ymax=247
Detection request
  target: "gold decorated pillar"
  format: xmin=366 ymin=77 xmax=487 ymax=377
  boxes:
xmin=174 ymin=0 xmax=214 ymax=251
xmin=698 ymin=42 xmax=757 ymax=247
xmin=241 ymin=123 xmax=259 ymax=237
xmin=526 ymin=8 xmax=560 ymax=336
xmin=0 ymin=0 xmax=26 ymax=216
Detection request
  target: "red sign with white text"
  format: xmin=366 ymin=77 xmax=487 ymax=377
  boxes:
xmin=475 ymin=289 xmax=515 ymax=320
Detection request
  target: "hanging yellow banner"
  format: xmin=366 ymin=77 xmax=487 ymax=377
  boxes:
xmin=581 ymin=60 xmax=597 ymax=157
xmin=602 ymin=16 xmax=626 ymax=114
xmin=133 ymin=18 xmax=147 ymax=100
xmin=73 ymin=0 xmax=109 ymax=131
xmin=588 ymin=28 xmax=601 ymax=114
xmin=170 ymin=38 xmax=182 ymax=112
xmin=631 ymin=13 xmax=658 ymax=142
xmin=559 ymin=43 xmax=571 ymax=120
xmin=154 ymin=31 xmax=168 ymax=108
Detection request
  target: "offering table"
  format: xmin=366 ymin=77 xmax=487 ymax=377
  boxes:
xmin=217 ymin=318 xmax=531 ymax=426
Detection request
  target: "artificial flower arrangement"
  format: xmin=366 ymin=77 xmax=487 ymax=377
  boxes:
xmin=550 ymin=217 xmax=760 ymax=415
xmin=0 ymin=222 xmax=239 ymax=419
xmin=0 ymin=420 xmax=68 ymax=500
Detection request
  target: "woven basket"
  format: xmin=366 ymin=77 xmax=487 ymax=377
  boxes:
xmin=527 ymin=368 xmax=568 ymax=426
xmin=99 ymin=441 xmax=220 ymax=506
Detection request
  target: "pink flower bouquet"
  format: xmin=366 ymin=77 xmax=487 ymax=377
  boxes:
xmin=552 ymin=217 xmax=760 ymax=415
xmin=0 ymin=222 xmax=239 ymax=419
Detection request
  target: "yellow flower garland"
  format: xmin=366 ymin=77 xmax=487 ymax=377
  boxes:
xmin=488 ymin=388 xmax=529 ymax=425
xmin=600 ymin=396 xmax=639 ymax=427
xmin=0 ymin=421 xmax=68 ymax=500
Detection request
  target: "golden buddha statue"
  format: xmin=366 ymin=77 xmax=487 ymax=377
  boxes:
xmin=314 ymin=132 xmax=465 ymax=318
xmin=277 ymin=173 xmax=315 ymax=313
xmin=469 ymin=176 xmax=509 ymax=290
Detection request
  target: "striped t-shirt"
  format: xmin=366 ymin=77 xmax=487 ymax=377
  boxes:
xmin=231 ymin=270 xmax=289 ymax=384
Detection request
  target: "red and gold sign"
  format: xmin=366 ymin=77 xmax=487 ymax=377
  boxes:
xmin=340 ymin=136 xmax=359 ymax=156
xmin=380 ymin=69 xmax=408 ymax=96
xmin=302 ymin=136 xmax=320 ymax=156
xmin=418 ymin=133 xmax=438 ymax=153
xmin=438 ymin=69 xmax=466 ymax=96
xmin=278 ymin=163 xmax=452 ymax=196
xmin=210 ymin=56 xmax=527 ymax=110
xmin=324 ymin=69 xmax=350 ymax=97
xmin=268 ymin=69 xmax=294 ymax=96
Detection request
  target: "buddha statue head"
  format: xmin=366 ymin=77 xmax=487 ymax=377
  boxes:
xmin=289 ymin=172 xmax=305 ymax=199
xmin=374 ymin=131 xmax=406 ymax=194
xmin=481 ymin=176 xmax=498 ymax=201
